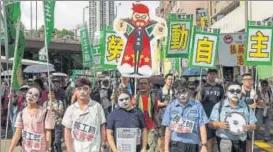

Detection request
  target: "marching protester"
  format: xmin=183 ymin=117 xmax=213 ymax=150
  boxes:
xmin=62 ymin=78 xmax=106 ymax=152
xmin=10 ymin=84 xmax=29 ymax=134
xmin=43 ymin=89 xmax=64 ymax=152
xmin=162 ymin=80 xmax=208 ymax=152
xmin=240 ymin=73 xmax=263 ymax=152
xmin=100 ymin=78 xmax=113 ymax=117
xmin=256 ymin=80 xmax=272 ymax=141
xmin=209 ymin=82 xmax=257 ymax=152
xmin=107 ymin=90 xmax=147 ymax=152
xmin=200 ymin=69 xmax=225 ymax=152
xmin=156 ymin=73 xmax=174 ymax=151
xmin=8 ymin=85 xmax=55 ymax=152
xmin=136 ymin=78 xmax=160 ymax=152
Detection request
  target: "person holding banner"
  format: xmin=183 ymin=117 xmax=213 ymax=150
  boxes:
xmin=8 ymin=85 xmax=55 ymax=152
xmin=240 ymin=73 xmax=263 ymax=152
xmin=106 ymin=90 xmax=147 ymax=152
xmin=162 ymin=80 xmax=208 ymax=152
xmin=209 ymin=82 xmax=257 ymax=152
xmin=62 ymin=78 xmax=106 ymax=152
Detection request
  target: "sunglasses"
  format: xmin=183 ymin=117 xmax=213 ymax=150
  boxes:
xmin=118 ymin=97 xmax=130 ymax=102
xmin=228 ymin=89 xmax=241 ymax=94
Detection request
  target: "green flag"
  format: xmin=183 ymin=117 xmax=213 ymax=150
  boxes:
xmin=39 ymin=0 xmax=55 ymax=61
xmin=1 ymin=13 xmax=5 ymax=44
xmin=80 ymin=23 xmax=93 ymax=68
xmin=11 ymin=21 xmax=25 ymax=89
xmin=4 ymin=0 xmax=21 ymax=58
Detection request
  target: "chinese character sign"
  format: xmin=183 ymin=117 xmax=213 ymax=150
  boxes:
xmin=80 ymin=23 xmax=93 ymax=68
xmin=166 ymin=14 xmax=193 ymax=58
xmin=219 ymin=33 xmax=245 ymax=66
xmin=189 ymin=26 xmax=220 ymax=68
xmin=100 ymin=26 xmax=124 ymax=69
xmin=245 ymin=21 xmax=273 ymax=65
xmin=113 ymin=3 xmax=167 ymax=78
xmin=93 ymin=46 xmax=101 ymax=66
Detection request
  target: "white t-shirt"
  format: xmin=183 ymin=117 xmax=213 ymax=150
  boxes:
xmin=62 ymin=100 xmax=106 ymax=152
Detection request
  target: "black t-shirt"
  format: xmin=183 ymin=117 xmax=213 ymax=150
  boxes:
xmin=241 ymin=89 xmax=262 ymax=105
xmin=106 ymin=108 xmax=146 ymax=152
xmin=156 ymin=88 xmax=174 ymax=121
xmin=200 ymin=83 xmax=225 ymax=117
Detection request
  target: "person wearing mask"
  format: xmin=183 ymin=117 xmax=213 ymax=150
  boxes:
xmin=62 ymin=78 xmax=106 ymax=152
xmin=10 ymin=85 xmax=29 ymax=134
xmin=34 ymin=78 xmax=49 ymax=106
xmin=136 ymin=78 xmax=160 ymax=152
xmin=240 ymin=73 xmax=263 ymax=152
xmin=156 ymin=74 xmax=174 ymax=152
xmin=100 ymin=78 xmax=113 ymax=117
xmin=107 ymin=90 xmax=147 ymax=152
xmin=210 ymin=82 xmax=257 ymax=152
xmin=43 ymin=89 xmax=64 ymax=152
xmin=200 ymin=69 xmax=225 ymax=152
xmin=256 ymin=80 xmax=272 ymax=141
xmin=162 ymin=80 xmax=208 ymax=152
xmin=8 ymin=85 xmax=55 ymax=152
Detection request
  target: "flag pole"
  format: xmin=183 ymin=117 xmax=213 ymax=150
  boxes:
xmin=3 ymin=1 xmax=9 ymax=85
xmin=3 ymin=19 xmax=20 ymax=152
xmin=0 ymin=2 xmax=2 ymax=150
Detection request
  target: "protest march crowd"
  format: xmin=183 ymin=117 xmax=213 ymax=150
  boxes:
xmin=1 ymin=69 xmax=272 ymax=152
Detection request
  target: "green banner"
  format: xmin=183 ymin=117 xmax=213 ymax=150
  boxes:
xmin=100 ymin=26 xmax=124 ymax=69
xmin=71 ymin=70 xmax=93 ymax=88
xmin=244 ymin=20 xmax=273 ymax=65
xmin=93 ymin=45 xmax=102 ymax=69
xmin=257 ymin=65 xmax=272 ymax=79
xmin=4 ymin=0 xmax=21 ymax=58
xmin=11 ymin=21 xmax=25 ymax=89
xmin=166 ymin=14 xmax=193 ymax=58
xmin=80 ymin=23 xmax=93 ymax=68
xmin=39 ymin=0 xmax=55 ymax=61
xmin=188 ymin=26 xmax=220 ymax=68
xmin=0 ymin=13 xmax=5 ymax=44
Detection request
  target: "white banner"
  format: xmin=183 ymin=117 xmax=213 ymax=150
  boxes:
xmin=219 ymin=33 xmax=246 ymax=66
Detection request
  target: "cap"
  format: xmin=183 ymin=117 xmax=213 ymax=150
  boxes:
xmin=19 ymin=85 xmax=29 ymax=90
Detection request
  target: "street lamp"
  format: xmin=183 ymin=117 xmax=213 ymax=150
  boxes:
xmin=83 ymin=6 xmax=89 ymax=23
xmin=115 ymin=2 xmax=121 ymax=17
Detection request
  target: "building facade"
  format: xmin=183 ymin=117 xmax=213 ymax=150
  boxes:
xmin=89 ymin=1 xmax=115 ymax=45
xmin=211 ymin=1 xmax=273 ymax=33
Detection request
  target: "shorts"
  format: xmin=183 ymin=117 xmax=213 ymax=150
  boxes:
xmin=217 ymin=137 xmax=246 ymax=152
xmin=170 ymin=141 xmax=199 ymax=152
xmin=206 ymin=124 xmax=216 ymax=140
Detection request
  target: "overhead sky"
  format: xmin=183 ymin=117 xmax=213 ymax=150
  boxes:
xmin=20 ymin=1 xmax=159 ymax=30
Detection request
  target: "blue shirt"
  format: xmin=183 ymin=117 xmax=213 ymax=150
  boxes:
xmin=210 ymin=99 xmax=257 ymax=141
xmin=162 ymin=99 xmax=209 ymax=144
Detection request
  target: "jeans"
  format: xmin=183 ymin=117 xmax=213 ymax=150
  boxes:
xmin=51 ymin=124 xmax=63 ymax=152
xmin=10 ymin=107 xmax=17 ymax=134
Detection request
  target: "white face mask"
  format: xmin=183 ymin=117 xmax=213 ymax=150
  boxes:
xmin=175 ymin=88 xmax=189 ymax=103
xmin=227 ymin=85 xmax=242 ymax=102
xmin=26 ymin=88 xmax=40 ymax=104
xmin=118 ymin=93 xmax=131 ymax=109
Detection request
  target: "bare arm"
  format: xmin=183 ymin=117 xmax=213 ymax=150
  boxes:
xmin=100 ymin=124 xmax=106 ymax=146
xmin=200 ymin=125 xmax=207 ymax=144
xmin=8 ymin=128 xmax=22 ymax=152
xmin=64 ymin=127 xmax=73 ymax=152
xmin=141 ymin=128 xmax=148 ymax=151
xmin=164 ymin=127 xmax=171 ymax=152
xmin=157 ymin=100 xmax=166 ymax=108
xmin=45 ymin=129 xmax=52 ymax=151
xmin=106 ymin=129 xmax=118 ymax=152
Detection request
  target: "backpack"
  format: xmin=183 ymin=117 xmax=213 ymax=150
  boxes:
xmin=18 ymin=109 xmax=48 ymax=146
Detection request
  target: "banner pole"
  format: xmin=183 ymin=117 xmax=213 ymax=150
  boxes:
xmin=252 ymin=66 xmax=258 ymax=152
xmin=0 ymin=1 xmax=2 ymax=149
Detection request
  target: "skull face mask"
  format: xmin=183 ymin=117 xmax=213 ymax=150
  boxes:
xmin=118 ymin=93 xmax=131 ymax=109
xmin=227 ymin=84 xmax=242 ymax=102
xmin=173 ymin=80 xmax=190 ymax=103
xmin=26 ymin=87 xmax=40 ymax=104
